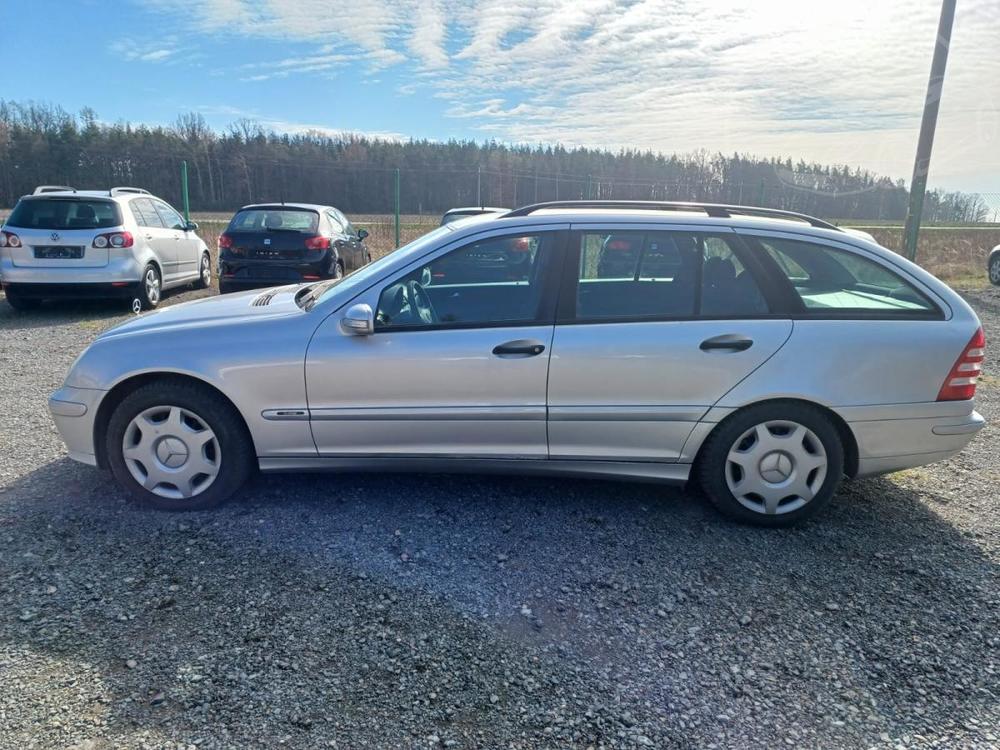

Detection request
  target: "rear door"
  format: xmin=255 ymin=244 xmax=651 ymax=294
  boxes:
xmin=329 ymin=210 xmax=362 ymax=270
xmin=5 ymin=197 xmax=117 ymax=269
xmin=546 ymin=225 xmax=793 ymax=461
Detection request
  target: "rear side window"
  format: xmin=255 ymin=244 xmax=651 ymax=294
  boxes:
xmin=755 ymin=237 xmax=938 ymax=315
xmin=7 ymin=199 xmax=121 ymax=230
xmin=229 ymin=209 xmax=319 ymax=233
xmin=130 ymin=198 xmax=164 ymax=228
xmin=573 ymin=231 xmax=768 ymax=320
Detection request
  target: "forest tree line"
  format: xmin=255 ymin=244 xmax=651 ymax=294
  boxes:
xmin=0 ymin=100 xmax=989 ymax=222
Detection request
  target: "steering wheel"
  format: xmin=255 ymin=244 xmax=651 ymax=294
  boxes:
xmin=406 ymin=280 xmax=437 ymax=325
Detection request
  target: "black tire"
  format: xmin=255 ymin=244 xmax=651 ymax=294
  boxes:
xmin=219 ymin=281 xmax=234 ymax=295
xmin=106 ymin=379 xmax=255 ymax=511
xmin=194 ymin=252 xmax=212 ymax=290
xmin=988 ymin=251 xmax=1000 ymax=287
xmin=696 ymin=401 xmax=844 ymax=527
xmin=138 ymin=263 xmax=162 ymax=310
xmin=332 ymin=260 xmax=345 ymax=279
xmin=4 ymin=290 xmax=41 ymax=311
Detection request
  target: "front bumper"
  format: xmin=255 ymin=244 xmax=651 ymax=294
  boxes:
xmin=48 ymin=386 xmax=106 ymax=466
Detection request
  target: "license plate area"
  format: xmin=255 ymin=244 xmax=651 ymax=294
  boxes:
xmin=34 ymin=245 xmax=84 ymax=259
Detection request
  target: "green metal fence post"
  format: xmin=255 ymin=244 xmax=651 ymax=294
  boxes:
xmin=394 ymin=168 xmax=401 ymax=249
xmin=180 ymin=160 xmax=190 ymax=223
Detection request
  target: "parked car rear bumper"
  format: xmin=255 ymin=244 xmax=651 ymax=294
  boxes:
xmin=844 ymin=404 xmax=985 ymax=477
xmin=218 ymin=253 xmax=336 ymax=292
xmin=2 ymin=280 xmax=143 ymax=299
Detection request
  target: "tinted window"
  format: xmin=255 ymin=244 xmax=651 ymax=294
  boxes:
xmin=7 ymin=198 xmax=121 ymax=230
xmin=152 ymin=200 xmax=185 ymax=230
xmin=130 ymin=198 xmax=163 ymax=228
xmin=575 ymin=231 xmax=767 ymax=320
xmin=229 ymin=209 xmax=319 ymax=233
xmin=375 ymin=233 xmax=552 ymax=329
xmin=755 ymin=237 xmax=938 ymax=314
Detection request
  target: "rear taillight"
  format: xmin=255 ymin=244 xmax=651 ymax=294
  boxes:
xmin=0 ymin=231 xmax=21 ymax=248
xmin=218 ymin=233 xmax=233 ymax=250
xmin=937 ymin=327 xmax=986 ymax=401
xmin=305 ymin=235 xmax=331 ymax=250
xmin=93 ymin=231 xmax=133 ymax=249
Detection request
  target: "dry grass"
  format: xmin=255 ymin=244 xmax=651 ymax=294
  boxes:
xmin=856 ymin=226 xmax=1000 ymax=284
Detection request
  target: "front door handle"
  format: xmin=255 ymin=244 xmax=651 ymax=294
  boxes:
xmin=492 ymin=339 xmax=546 ymax=357
xmin=700 ymin=334 xmax=753 ymax=352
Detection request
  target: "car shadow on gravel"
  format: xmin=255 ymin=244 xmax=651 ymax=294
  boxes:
xmin=1 ymin=459 xmax=998 ymax=748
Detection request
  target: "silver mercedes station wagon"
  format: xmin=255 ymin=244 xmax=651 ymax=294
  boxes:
xmin=49 ymin=201 xmax=986 ymax=525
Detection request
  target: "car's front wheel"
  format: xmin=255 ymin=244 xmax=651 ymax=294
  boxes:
xmin=988 ymin=251 xmax=1000 ymax=286
xmin=106 ymin=379 xmax=254 ymax=511
xmin=697 ymin=402 xmax=844 ymax=526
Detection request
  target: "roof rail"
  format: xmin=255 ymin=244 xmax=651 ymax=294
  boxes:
xmin=502 ymin=200 xmax=841 ymax=231
xmin=32 ymin=185 xmax=76 ymax=195
xmin=110 ymin=186 xmax=150 ymax=196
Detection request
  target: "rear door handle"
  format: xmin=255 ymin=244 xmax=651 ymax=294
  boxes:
xmin=700 ymin=335 xmax=753 ymax=352
xmin=492 ymin=339 xmax=546 ymax=357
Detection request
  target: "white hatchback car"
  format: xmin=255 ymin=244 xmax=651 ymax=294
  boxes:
xmin=0 ymin=186 xmax=211 ymax=310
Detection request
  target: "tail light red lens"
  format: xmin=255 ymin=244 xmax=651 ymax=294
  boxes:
xmin=607 ymin=239 xmax=633 ymax=251
xmin=937 ymin=327 xmax=986 ymax=401
xmin=93 ymin=231 xmax=133 ymax=249
xmin=218 ymin=233 xmax=233 ymax=250
xmin=0 ymin=231 xmax=21 ymax=248
xmin=305 ymin=235 xmax=331 ymax=250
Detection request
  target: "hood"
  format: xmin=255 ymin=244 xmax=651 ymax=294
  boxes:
xmin=99 ymin=285 xmax=306 ymax=339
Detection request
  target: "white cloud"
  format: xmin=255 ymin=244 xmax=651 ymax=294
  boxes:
xmin=144 ymin=0 xmax=1000 ymax=189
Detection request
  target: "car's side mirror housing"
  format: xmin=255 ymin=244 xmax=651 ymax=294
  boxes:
xmin=357 ymin=228 xmax=369 ymax=241
xmin=341 ymin=303 xmax=374 ymax=336
xmin=186 ymin=220 xmax=199 ymax=231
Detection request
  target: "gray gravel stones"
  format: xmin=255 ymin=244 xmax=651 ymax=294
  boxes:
xmin=1 ymin=285 xmax=998 ymax=748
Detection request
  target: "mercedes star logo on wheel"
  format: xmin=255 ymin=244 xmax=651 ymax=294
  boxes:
xmin=759 ymin=452 xmax=793 ymax=484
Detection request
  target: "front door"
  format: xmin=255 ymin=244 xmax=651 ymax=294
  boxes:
xmin=152 ymin=199 xmax=197 ymax=281
xmin=305 ymin=228 xmax=567 ymax=457
xmin=547 ymin=226 xmax=793 ymax=461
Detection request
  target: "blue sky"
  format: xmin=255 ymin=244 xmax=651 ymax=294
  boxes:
xmin=5 ymin=0 xmax=1000 ymax=192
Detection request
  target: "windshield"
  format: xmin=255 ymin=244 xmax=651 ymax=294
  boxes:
xmin=300 ymin=225 xmax=455 ymax=309
xmin=229 ymin=208 xmax=318 ymax=233
xmin=7 ymin=198 xmax=122 ymax=230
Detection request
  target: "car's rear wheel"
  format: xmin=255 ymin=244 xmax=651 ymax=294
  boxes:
xmin=106 ymin=379 xmax=254 ymax=511
xmin=3 ymin=289 xmax=41 ymax=311
xmin=194 ymin=252 xmax=212 ymax=289
xmin=989 ymin=253 xmax=1000 ymax=286
xmin=697 ymin=402 xmax=844 ymax=526
xmin=138 ymin=264 xmax=161 ymax=310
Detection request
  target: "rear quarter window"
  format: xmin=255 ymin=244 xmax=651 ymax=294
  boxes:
xmin=754 ymin=236 xmax=939 ymax=316
xmin=7 ymin=199 xmax=121 ymax=230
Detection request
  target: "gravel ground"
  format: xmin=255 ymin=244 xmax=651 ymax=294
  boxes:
xmin=0 ymin=283 xmax=998 ymax=750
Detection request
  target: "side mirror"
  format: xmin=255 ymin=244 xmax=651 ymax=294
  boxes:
xmin=357 ymin=228 xmax=369 ymax=241
xmin=186 ymin=220 xmax=199 ymax=231
xmin=340 ymin=303 xmax=374 ymax=336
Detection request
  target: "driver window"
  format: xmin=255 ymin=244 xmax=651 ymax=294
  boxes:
xmin=375 ymin=233 xmax=552 ymax=330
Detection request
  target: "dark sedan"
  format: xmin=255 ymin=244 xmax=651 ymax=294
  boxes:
xmin=218 ymin=203 xmax=370 ymax=294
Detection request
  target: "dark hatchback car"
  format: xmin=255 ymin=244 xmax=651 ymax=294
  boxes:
xmin=218 ymin=203 xmax=370 ymax=294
